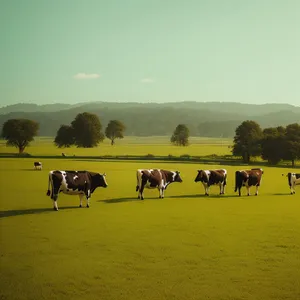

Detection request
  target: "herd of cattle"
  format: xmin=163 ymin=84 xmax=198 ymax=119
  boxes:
xmin=34 ymin=161 xmax=299 ymax=211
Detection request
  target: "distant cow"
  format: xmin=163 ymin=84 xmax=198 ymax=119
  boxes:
xmin=34 ymin=162 xmax=42 ymax=170
xmin=286 ymin=173 xmax=300 ymax=194
xmin=136 ymin=169 xmax=182 ymax=200
xmin=194 ymin=169 xmax=227 ymax=196
xmin=46 ymin=170 xmax=108 ymax=210
xmin=235 ymin=168 xmax=264 ymax=196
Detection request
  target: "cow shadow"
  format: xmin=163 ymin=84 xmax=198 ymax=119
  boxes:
xmin=0 ymin=206 xmax=76 ymax=218
xmin=100 ymin=196 xmax=163 ymax=204
xmin=169 ymin=194 xmax=239 ymax=199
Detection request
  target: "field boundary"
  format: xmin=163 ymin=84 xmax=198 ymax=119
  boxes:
xmin=0 ymin=153 xmax=299 ymax=169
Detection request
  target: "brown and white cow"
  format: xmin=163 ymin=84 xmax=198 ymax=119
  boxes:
xmin=286 ymin=173 xmax=300 ymax=194
xmin=34 ymin=161 xmax=42 ymax=170
xmin=136 ymin=169 xmax=182 ymax=200
xmin=194 ymin=169 xmax=227 ymax=196
xmin=235 ymin=168 xmax=264 ymax=196
xmin=46 ymin=170 xmax=108 ymax=210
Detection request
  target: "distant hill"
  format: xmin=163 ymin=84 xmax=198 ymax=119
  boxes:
xmin=0 ymin=101 xmax=299 ymax=137
xmin=0 ymin=103 xmax=77 ymax=114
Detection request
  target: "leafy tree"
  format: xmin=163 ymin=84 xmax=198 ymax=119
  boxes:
xmin=54 ymin=125 xmax=75 ymax=148
xmin=261 ymin=126 xmax=285 ymax=165
xmin=232 ymin=120 xmax=263 ymax=163
xmin=282 ymin=123 xmax=300 ymax=167
xmin=1 ymin=119 xmax=39 ymax=153
xmin=71 ymin=112 xmax=104 ymax=148
xmin=171 ymin=124 xmax=189 ymax=146
xmin=105 ymin=120 xmax=126 ymax=145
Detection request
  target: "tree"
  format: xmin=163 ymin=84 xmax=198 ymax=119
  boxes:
xmin=54 ymin=125 xmax=75 ymax=148
xmin=261 ymin=126 xmax=285 ymax=165
xmin=171 ymin=124 xmax=189 ymax=146
xmin=282 ymin=123 xmax=300 ymax=167
xmin=232 ymin=120 xmax=263 ymax=163
xmin=71 ymin=112 xmax=104 ymax=148
xmin=1 ymin=119 xmax=39 ymax=153
xmin=105 ymin=120 xmax=126 ymax=145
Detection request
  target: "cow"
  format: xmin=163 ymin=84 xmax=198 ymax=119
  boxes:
xmin=194 ymin=169 xmax=227 ymax=196
xmin=235 ymin=168 xmax=264 ymax=196
xmin=285 ymin=173 xmax=300 ymax=194
xmin=46 ymin=170 xmax=108 ymax=210
xmin=136 ymin=169 xmax=182 ymax=200
xmin=34 ymin=162 xmax=42 ymax=170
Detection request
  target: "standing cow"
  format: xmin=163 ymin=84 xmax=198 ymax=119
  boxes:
xmin=136 ymin=169 xmax=182 ymax=200
xmin=235 ymin=168 xmax=264 ymax=196
xmin=194 ymin=169 xmax=227 ymax=196
xmin=286 ymin=173 xmax=300 ymax=194
xmin=46 ymin=170 xmax=108 ymax=210
xmin=34 ymin=162 xmax=42 ymax=170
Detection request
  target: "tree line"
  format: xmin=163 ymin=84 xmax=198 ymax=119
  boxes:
xmin=232 ymin=120 xmax=300 ymax=167
xmin=1 ymin=113 xmax=299 ymax=166
xmin=1 ymin=102 xmax=299 ymax=138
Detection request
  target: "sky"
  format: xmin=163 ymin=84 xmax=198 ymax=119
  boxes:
xmin=0 ymin=0 xmax=300 ymax=107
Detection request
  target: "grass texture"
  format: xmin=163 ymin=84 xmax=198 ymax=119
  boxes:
xmin=1 ymin=156 xmax=300 ymax=300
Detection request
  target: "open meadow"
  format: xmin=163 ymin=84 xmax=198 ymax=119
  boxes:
xmin=0 ymin=136 xmax=232 ymax=157
xmin=1 ymin=138 xmax=300 ymax=300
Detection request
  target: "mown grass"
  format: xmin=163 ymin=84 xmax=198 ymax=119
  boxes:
xmin=1 ymin=157 xmax=300 ymax=300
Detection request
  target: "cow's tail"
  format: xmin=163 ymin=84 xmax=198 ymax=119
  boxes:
xmin=223 ymin=172 xmax=227 ymax=186
xmin=287 ymin=173 xmax=291 ymax=187
xmin=136 ymin=170 xmax=140 ymax=191
xmin=234 ymin=171 xmax=239 ymax=192
xmin=46 ymin=173 xmax=51 ymax=196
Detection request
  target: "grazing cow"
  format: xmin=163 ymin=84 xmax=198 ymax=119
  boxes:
xmin=286 ymin=173 xmax=300 ymax=194
xmin=194 ymin=169 xmax=227 ymax=196
xmin=34 ymin=161 xmax=42 ymax=170
xmin=235 ymin=168 xmax=264 ymax=196
xmin=46 ymin=170 xmax=108 ymax=210
xmin=136 ymin=169 xmax=182 ymax=200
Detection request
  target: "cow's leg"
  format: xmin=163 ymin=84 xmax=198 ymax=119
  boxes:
xmin=79 ymin=194 xmax=84 ymax=207
xmin=52 ymin=188 xmax=59 ymax=211
xmin=86 ymin=190 xmax=91 ymax=207
xmin=160 ymin=187 xmax=164 ymax=199
xmin=219 ymin=183 xmax=223 ymax=195
xmin=139 ymin=185 xmax=145 ymax=200
xmin=255 ymin=185 xmax=259 ymax=196
xmin=202 ymin=183 xmax=208 ymax=196
xmin=291 ymin=184 xmax=295 ymax=194
xmin=247 ymin=186 xmax=250 ymax=196
xmin=206 ymin=185 xmax=210 ymax=196
xmin=221 ymin=183 xmax=225 ymax=195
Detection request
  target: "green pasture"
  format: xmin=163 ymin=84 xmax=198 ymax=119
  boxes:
xmin=1 ymin=156 xmax=300 ymax=300
xmin=0 ymin=136 xmax=232 ymax=157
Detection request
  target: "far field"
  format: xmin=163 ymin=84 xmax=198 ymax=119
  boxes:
xmin=0 ymin=136 xmax=232 ymax=157
xmin=0 ymin=137 xmax=300 ymax=300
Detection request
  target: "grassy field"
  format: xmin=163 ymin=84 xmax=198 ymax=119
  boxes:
xmin=1 ymin=152 xmax=300 ymax=300
xmin=0 ymin=136 xmax=232 ymax=157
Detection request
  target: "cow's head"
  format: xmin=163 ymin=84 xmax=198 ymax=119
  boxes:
xmin=90 ymin=172 xmax=108 ymax=192
xmin=173 ymin=171 xmax=183 ymax=183
xmin=195 ymin=170 xmax=208 ymax=183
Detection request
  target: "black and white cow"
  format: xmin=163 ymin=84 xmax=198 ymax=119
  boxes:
xmin=286 ymin=173 xmax=300 ymax=194
xmin=136 ymin=169 xmax=182 ymax=200
xmin=194 ymin=169 xmax=227 ymax=196
xmin=34 ymin=161 xmax=42 ymax=170
xmin=235 ymin=168 xmax=264 ymax=196
xmin=46 ymin=170 xmax=108 ymax=210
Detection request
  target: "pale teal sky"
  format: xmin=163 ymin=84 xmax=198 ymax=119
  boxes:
xmin=1 ymin=0 xmax=299 ymax=107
